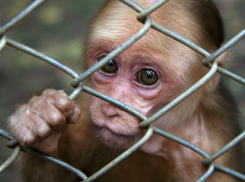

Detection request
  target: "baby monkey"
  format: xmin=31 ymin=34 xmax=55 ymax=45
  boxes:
xmin=9 ymin=0 xmax=244 ymax=181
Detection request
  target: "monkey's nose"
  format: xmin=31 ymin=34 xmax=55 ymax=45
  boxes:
xmin=101 ymin=102 xmax=118 ymax=117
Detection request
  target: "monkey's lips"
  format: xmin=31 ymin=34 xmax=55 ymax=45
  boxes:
xmin=92 ymin=124 xmax=141 ymax=148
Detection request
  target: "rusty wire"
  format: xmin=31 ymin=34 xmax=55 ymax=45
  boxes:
xmin=0 ymin=0 xmax=245 ymax=181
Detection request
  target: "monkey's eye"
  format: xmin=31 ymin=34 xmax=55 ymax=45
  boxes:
xmin=137 ymin=69 xmax=158 ymax=86
xmin=97 ymin=56 xmax=118 ymax=73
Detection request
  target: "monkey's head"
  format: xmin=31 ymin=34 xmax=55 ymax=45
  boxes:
xmin=84 ymin=0 xmax=226 ymax=148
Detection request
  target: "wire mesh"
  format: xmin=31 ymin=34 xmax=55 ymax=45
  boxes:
xmin=0 ymin=0 xmax=245 ymax=181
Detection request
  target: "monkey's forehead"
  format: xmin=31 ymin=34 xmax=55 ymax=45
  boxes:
xmin=88 ymin=0 xmax=200 ymax=50
xmin=148 ymin=0 xmax=158 ymax=5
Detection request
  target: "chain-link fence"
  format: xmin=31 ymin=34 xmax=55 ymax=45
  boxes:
xmin=0 ymin=0 xmax=245 ymax=181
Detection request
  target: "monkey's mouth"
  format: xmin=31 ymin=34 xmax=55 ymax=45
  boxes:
xmin=92 ymin=123 xmax=140 ymax=148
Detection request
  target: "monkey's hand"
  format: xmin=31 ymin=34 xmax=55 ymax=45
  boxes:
xmin=9 ymin=89 xmax=81 ymax=154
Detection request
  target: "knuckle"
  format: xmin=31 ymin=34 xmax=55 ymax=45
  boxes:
xmin=12 ymin=124 xmax=37 ymax=146
xmin=22 ymin=133 xmax=36 ymax=146
xmin=56 ymin=97 xmax=74 ymax=117
xmin=28 ymin=97 xmax=48 ymax=111
xmin=37 ymin=125 xmax=50 ymax=138
xmin=24 ymin=107 xmax=32 ymax=117
xmin=28 ymin=95 xmax=40 ymax=105
xmin=40 ymin=89 xmax=57 ymax=103
xmin=50 ymin=111 xmax=65 ymax=127
xmin=58 ymin=97 xmax=72 ymax=109
xmin=41 ymin=89 xmax=55 ymax=96
xmin=56 ymin=90 xmax=67 ymax=97
xmin=56 ymin=90 xmax=69 ymax=100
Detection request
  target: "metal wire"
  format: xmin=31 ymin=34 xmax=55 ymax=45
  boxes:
xmin=0 ymin=0 xmax=245 ymax=181
xmin=0 ymin=129 xmax=21 ymax=174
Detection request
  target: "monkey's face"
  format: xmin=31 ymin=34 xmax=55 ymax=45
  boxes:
xmin=86 ymin=0 xmax=206 ymax=148
xmin=88 ymin=46 xmax=165 ymax=147
xmin=87 ymin=39 xmax=203 ymax=148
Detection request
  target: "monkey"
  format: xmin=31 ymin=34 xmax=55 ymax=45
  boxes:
xmin=8 ymin=0 xmax=244 ymax=181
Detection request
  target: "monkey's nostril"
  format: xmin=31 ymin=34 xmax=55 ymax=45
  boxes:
xmin=101 ymin=103 xmax=118 ymax=117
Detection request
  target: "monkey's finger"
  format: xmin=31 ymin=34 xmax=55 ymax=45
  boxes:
xmin=66 ymin=104 xmax=81 ymax=124
xmin=12 ymin=124 xmax=36 ymax=146
xmin=52 ymin=90 xmax=76 ymax=119
xmin=20 ymin=109 xmax=53 ymax=141
xmin=28 ymin=97 xmax=66 ymax=132
xmin=40 ymin=89 xmax=75 ymax=119
xmin=9 ymin=106 xmax=49 ymax=145
xmin=37 ymin=103 xmax=67 ymax=132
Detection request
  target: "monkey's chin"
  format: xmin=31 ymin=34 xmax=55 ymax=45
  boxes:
xmin=93 ymin=125 xmax=140 ymax=148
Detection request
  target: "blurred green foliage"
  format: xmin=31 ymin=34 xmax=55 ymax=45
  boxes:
xmin=0 ymin=0 xmax=244 ymax=181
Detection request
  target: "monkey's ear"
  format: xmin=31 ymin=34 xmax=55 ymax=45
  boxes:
xmin=215 ymin=43 xmax=229 ymax=68
xmin=204 ymin=44 xmax=229 ymax=93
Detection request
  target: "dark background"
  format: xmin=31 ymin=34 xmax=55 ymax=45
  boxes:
xmin=0 ymin=0 xmax=245 ymax=181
